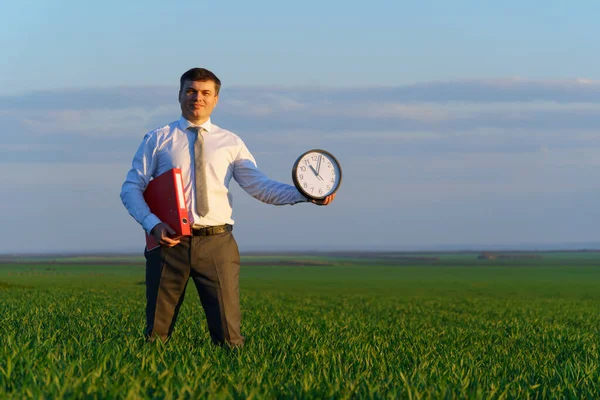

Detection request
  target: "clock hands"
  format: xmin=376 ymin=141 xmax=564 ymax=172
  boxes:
xmin=316 ymin=155 xmax=322 ymax=175
xmin=309 ymin=165 xmax=323 ymax=180
xmin=316 ymin=155 xmax=324 ymax=180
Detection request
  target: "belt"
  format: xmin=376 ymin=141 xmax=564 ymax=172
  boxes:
xmin=191 ymin=224 xmax=233 ymax=237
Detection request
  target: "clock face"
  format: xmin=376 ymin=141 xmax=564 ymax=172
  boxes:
xmin=292 ymin=149 xmax=342 ymax=200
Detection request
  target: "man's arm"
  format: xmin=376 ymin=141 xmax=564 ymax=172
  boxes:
xmin=232 ymin=142 xmax=335 ymax=206
xmin=233 ymin=157 xmax=307 ymax=205
xmin=120 ymin=132 xmax=159 ymax=231
xmin=120 ymin=133 xmax=181 ymax=247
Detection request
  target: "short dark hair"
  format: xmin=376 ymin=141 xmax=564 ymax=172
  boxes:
xmin=179 ymin=68 xmax=221 ymax=95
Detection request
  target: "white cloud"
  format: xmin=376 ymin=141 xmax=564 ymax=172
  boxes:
xmin=0 ymin=162 xmax=128 ymax=186
xmin=19 ymin=106 xmax=177 ymax=136
xmin=1 ymin=79 xmax=599 ymax=252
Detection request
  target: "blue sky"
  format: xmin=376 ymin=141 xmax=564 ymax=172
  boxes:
xmin=4 ymin=1 xmax=600 ymax=93
xmin=1 ymin=1 xmax=599 ymax=253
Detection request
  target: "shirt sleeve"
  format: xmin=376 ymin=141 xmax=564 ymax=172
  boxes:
xmin=120 ymin=132 xmax=162 ymax=234
xmin=232 ymin=141 xmax=308 ymax=205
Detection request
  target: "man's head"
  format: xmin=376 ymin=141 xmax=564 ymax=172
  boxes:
xmin=179 ymin=68 xmax=221 ymax=125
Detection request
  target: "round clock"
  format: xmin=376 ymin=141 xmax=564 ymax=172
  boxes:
xmin=292 ymin=149 xmax=342 ymax=200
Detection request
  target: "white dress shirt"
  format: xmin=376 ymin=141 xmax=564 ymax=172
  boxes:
xmin=121 ymin=116 xmax=307 ymax=233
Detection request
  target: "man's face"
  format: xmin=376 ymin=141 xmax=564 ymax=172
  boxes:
xmin=179 ymin=80 xmax=219 ymax=124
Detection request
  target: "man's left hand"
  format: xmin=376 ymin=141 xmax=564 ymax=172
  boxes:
xmin=310 ymin=193 xmax=336 ymax=206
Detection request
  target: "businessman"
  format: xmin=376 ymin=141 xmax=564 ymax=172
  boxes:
xmin=120 ymin=68 xmax=335 ymax=347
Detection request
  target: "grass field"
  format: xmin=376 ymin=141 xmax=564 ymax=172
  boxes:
xmin=1 ymin=252 xmax=599 ymax=398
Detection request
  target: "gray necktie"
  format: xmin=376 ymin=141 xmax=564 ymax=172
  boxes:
xmin=190 ymin=126 xmax=209 ymax=217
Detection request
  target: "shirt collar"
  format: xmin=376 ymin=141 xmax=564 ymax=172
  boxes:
xmin=178 ymin=116 xmax=213 ymax=134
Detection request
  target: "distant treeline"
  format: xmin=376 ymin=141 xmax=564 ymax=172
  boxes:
xmin=478 ymin=253 xmax=543 ymax=260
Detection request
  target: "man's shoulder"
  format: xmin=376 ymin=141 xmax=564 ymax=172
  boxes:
xmin=211 ymin=123 xmax=246 ymax=143
xmin=143 ymin=121 xmax=180 ymax=140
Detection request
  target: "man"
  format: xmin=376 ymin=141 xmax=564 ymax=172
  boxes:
xmin=120 ymin=68 xmax=335 ymax=347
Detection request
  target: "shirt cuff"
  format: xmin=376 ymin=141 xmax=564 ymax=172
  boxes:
xmin=142 ymin=214 xmax=162 ymax=234
xmin=293 ymin=192 xmax=309 ymax=204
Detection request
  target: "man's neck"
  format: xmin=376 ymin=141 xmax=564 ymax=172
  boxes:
xmin=185 ymin=116 xmax=210 ymax=126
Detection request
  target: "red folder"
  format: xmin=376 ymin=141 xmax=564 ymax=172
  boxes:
xmin=143 ymin=168 xmax=191 ymax=250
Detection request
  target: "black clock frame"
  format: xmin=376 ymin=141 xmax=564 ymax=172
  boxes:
xmin=292 ymin=149 xmax=342 ymax=200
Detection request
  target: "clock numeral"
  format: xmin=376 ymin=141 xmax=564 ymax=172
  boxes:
xmin=318 ymin=188 xmax=323 ymax=194
xmin=310 ymin=187 xmax=314 ymax=193
xmin=303 ymin=182 xmax=307 ymax=188
xmin=326 ymin=185 xmax=331 ymax=190
xmin=299 ymin=174 xmax=303 ymax=180
xmin=327 ymin=162 xmax=331 ymax=167
xmin=300 ymin=166 xmax=306 ymax=172
xmin=330 ymin=178 xmax=335 ymax=183
xmin=312 ymin=155 xmax=318 ymax=161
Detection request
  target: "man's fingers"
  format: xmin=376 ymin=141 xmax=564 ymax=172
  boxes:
xmin=321 ymin=194 xmax=334 ymax=205
xmin=311 ymin=193 xmax=336 ymax=206
xmin=161 ymin=237 xmax=180 ymax=247
xmin=152 ymin=223 xmax=180 ymax=247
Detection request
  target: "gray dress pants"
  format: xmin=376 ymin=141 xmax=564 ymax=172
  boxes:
xmin=144 ymin=232 xmax=244 ymax=347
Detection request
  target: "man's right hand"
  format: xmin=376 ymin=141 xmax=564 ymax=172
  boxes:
xmin=151 ymin=223 xmax=181 ymax=247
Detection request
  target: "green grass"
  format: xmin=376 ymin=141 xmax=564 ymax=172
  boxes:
xmin=1 ymin=253 xmax=599 ymax=398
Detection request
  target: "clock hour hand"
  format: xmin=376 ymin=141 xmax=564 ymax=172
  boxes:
xmin=309 ymin=165 xmax=323 ymax=180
